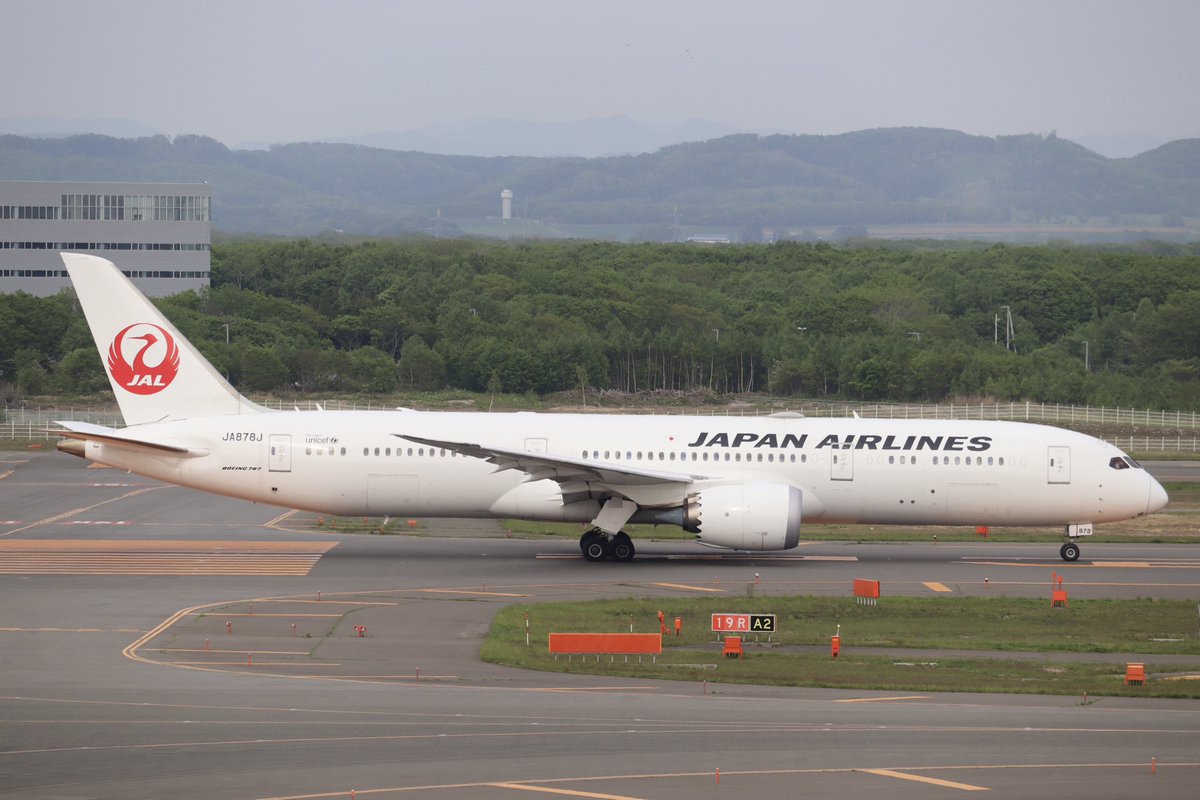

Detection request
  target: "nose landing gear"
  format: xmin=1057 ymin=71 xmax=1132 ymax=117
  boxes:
xmin=1059 ymin=541 xmax=1081 ymax=561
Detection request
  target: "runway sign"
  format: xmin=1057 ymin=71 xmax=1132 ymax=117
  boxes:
xmin=711 ymin=613 xmax=776 ymax=633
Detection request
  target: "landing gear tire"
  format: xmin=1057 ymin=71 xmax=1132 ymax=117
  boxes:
xmin=1060 ymin=542 xmax=1081 ymax=562
xmin=580 ymin=530 xmax=609 ymax=562
xmin=610 ymin=532 xmax=635 ymax=562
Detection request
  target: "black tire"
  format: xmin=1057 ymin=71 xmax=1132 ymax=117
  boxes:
xmin=611 ymin=532 xmax=635 ymax=562
xmin=1060 ymin=542 xmax=1081 ymax=562
xmin=581 ymin=531 xmax=608 ymax=562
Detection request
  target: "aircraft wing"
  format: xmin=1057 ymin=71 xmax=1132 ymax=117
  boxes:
xmin=395 ymin=434 xmax=707 ymax=486
xmin=53 ymin=421 xmax=208 ymax=457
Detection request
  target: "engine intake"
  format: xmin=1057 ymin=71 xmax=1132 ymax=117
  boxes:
xmin=684 ymin=483 xmax=802 ymax=551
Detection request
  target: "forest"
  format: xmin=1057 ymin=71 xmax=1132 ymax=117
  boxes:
xmin=2 ymin=238 xmax=1200 ymax=410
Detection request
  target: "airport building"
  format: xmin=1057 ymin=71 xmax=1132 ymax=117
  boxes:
xmin=0 ymin=181 xmax=211 ymax=297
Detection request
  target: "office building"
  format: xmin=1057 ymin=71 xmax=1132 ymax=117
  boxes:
xmin=0 ymin=181 xmax=211 ymax=296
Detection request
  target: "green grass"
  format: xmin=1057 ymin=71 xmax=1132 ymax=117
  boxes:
xmin=481 ymin=596 xmax=1200 ymax=697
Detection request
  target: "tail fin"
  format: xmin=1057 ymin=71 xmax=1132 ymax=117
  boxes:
xmin=62 ymin=253 xmax=264 ymax=425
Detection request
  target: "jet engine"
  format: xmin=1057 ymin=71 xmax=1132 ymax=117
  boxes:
xmin=683 ymin=483 xmax=802 ymax=551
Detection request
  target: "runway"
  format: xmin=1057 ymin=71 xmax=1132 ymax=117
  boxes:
xmin=2 ymin=452 xmax=1199 ymax=799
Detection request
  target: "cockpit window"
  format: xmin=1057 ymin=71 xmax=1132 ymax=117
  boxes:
xmin=1109 ymin=456 xmax=1130 ymax=470
xmin=1124 ymin=456 xmax=1143 ymax=469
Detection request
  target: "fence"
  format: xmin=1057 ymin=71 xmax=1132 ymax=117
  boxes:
xmin=4 ymin=400 xmax=1200 ymax=452
xmin=762 ymin=401 xmax=1200 ymax=429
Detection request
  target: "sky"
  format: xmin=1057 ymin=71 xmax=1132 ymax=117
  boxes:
xmin=2 ymin=0 xmax=1198 ymax=155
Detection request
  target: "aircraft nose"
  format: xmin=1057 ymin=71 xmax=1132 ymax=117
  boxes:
xmin=1147 ymin=477 xmax=1169 ymax=514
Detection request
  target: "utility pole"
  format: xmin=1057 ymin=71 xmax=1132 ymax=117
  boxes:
xmin=998 ymin=306 xmax=1014 ymax=351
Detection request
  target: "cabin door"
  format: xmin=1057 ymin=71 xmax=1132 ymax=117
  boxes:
xmin=269 ymin=434 xmax=292 ymax=472
xmin=1047 ymin=446 xmax=1071 ymax=484
xmin=830 ymin=448 xmax=854 ymax=481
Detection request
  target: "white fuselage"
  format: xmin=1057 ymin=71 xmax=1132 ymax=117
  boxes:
xmin=80 ymin=410 xmax=1165 ymax=530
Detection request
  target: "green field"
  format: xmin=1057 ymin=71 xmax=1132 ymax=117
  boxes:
xmin=482 ymin=596 xmax=1200 ymax=697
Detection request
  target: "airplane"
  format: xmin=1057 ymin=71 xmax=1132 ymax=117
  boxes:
xmin=53 ymin=253 xmax=1169 ymax=563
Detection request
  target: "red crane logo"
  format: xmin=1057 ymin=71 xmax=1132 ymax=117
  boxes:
xmin=107 ymin=323 xmax=181 ymax=395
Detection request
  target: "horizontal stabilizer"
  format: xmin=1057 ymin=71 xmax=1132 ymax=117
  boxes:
xmin=52 ymin=421 xmax=207 ymax=457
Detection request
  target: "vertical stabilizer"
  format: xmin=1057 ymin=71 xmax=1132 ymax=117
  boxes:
xmin=62 ymin=253 xmax=264 ymax=425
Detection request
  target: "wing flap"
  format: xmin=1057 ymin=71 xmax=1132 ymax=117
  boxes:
xmin=395 ymin=434 xmax=705 ymax=486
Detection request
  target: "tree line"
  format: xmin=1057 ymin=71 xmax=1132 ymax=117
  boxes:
xmin=3 ymin=238 xmax=1200 ymax=409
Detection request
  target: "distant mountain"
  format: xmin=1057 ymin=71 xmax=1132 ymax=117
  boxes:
xmin=0 ymin=116 xmax=161 ymax=140
xmin=313 ymin=116 xmax=745 ymax=157
xmin=1072 ymin=133 xmax=1178 ymax=159
xmin=1 ymin=128 xmax=1197 ymax=238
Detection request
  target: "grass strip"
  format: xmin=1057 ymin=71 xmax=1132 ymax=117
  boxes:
xmin=482 ymin=596 xmax=1200 ymax=697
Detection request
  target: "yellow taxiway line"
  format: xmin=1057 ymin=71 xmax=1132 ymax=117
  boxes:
xmin=861 ymin=768 xmax=989 ymax=791
xmin=837 ymin=695 xmax=928 ymax=703
xmin=488 ymin=783 xmax=645 ymax=799
xmin=649 ymin=582 xmax=724 ymax=593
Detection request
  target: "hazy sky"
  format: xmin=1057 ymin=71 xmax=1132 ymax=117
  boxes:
xmin=3 ymin=0 xmax=1198 ymax=150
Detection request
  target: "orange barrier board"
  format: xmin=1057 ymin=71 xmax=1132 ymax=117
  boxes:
xmin=853 ymin=579 xmax=880 ymax=598
xmin=548 ymin=633 xmax=662 ymax=655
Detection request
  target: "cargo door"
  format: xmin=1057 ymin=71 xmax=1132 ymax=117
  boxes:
xmin=367 ymin=473 xmax=419 ymax=514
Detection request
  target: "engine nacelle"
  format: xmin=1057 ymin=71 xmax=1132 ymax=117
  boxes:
xmin=684 ymin=483 xmax=802 ymax=551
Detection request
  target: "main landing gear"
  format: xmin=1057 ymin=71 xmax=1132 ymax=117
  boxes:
xmin=579 ymin=529 xmax=635 ymax=562
xmin=1059 ymin=541 xmax=1081 ymax=562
